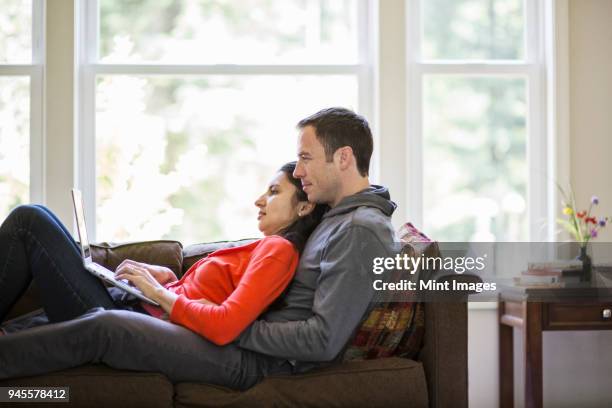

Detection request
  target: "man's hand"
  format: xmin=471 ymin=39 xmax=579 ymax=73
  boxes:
xmin=115 ymin=263 xmax=178 ymax=314
xmin=115 ymin=259 xmax=177 ymax=285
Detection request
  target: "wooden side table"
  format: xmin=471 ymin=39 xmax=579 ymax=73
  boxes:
xmin=498 ymin=286 xmax=612 ymax=408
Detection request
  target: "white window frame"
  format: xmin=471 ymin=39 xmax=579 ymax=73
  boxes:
xmin=403 ymin=0 xmax=551 ymax=242
xmin=77 ymin=0 xmax=375 ymax=241
xmin=0 ymin=0 xmax=45 ymax=206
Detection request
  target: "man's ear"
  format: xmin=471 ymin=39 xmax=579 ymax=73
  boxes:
xmin=297 ymin=201 xmax=316 ymax=217
xmin=334 ymin=146 xmax=353 ymax=171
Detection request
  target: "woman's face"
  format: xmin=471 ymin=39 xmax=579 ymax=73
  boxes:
xmin=255 ymin=172 xmax=301 ymax=236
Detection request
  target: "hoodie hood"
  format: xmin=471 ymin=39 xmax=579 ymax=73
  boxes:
xmin=323 ymin=185 xmax=396 ymax=219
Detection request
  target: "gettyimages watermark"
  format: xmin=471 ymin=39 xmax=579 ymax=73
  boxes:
xmin=364 ymin=241 xmax=612 ymax=302
xmin=372 ymin=251 xmax=495 ymax=294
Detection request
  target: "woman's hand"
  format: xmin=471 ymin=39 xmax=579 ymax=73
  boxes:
xmin=115 ymin=259 xmax=177 ymax=285
xmin=115 ymin=264 xmax=178 ymax=314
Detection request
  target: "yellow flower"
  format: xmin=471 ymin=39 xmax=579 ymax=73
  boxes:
xmin=562 ymin=207 xmax=573 ymax=216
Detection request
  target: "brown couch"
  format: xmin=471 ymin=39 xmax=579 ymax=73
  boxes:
xmin=1 ymin=239 xmax=469 ymax=408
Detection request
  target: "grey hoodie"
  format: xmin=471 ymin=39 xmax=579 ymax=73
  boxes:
xmin=238 ymin=185 xmax=397 ymax=372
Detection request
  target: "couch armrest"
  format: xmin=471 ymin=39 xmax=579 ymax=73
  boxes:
xmin=419 ymin=302 xmax=468 ymax=408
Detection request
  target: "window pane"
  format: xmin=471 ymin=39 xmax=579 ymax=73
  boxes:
xmin=99 ymin=0 xmax=358 ymax=64
xmin=0 ymin=77 xmax=30 ymax=218
xmin=96 ymin=75 xmax=357 ymax=244
xmin=422 ymin=0 xmax=524 ymax=60
xmin=423 ymin=76 xmax=527 ymax=241
xmin=0 ymin=0 xmax=32 ymax=63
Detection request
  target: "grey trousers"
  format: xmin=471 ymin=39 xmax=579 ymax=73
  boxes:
xmin=0 ymin=305 xmax=292 ymax=390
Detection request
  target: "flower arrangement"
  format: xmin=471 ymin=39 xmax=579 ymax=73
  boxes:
xmin=557 ymin=188 xmax=609 ymax=246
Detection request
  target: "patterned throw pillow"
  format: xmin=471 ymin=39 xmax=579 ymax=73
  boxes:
xmin=341 ymin=223 xmax=437 ymax=361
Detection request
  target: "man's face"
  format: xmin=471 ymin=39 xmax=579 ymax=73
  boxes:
xmin=293 ymin=125 xmax=341 ymax=206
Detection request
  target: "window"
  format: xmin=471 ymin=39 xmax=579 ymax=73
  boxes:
xmin=0 ymin=0 xmax=43 ymax=218
xmin=407 ymin=0 xmax=546 ymax=242
xmin=81 ymin=0 xmax=370 ymax=244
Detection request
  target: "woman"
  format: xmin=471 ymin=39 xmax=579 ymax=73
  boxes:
xmin=0 ymin=161 xmax=325 ymax=347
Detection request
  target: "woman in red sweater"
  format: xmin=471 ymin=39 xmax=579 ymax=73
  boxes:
xmin=0 ymin=162 xmax=326 ymax=346
xmin=114 ymin=161 xmax=326 ymax=344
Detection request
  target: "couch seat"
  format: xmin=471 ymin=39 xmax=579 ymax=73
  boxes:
xmin=174 ymin=357 xmax=428 ymax=408
xmin=0 ymin=365 xmax=173 ymax=408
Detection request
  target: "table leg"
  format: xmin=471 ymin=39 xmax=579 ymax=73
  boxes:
xmin=523 ymin=302 xmax=543 ymax=408
xmin=499 ymin=302 xmax=514 ymax=408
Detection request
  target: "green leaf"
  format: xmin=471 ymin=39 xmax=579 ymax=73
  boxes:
xmin=556 ymin=218 xmax=580 ymax=241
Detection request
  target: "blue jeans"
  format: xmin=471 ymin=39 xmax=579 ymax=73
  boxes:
xmin=0 ymin=205 xmax=291 ymax=388
xmin=0 ymin=205 xmax=116 ymax=322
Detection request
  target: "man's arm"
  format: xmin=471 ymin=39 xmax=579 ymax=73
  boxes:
xmin=238 ymin=225 xmax=387 ymax=362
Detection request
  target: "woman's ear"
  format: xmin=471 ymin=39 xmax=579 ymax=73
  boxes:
xmin=297 ymin=201 xmax=316 ymax=217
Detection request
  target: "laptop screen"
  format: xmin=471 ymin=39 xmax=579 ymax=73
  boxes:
xmin=71 ymin=189 xmax=92 ymax=260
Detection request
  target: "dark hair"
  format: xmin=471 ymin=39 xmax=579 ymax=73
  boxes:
xmin=297 ymin=107 xmax=373 ymax=176
xmin=277 ymin=161 xmax=327 ymax=254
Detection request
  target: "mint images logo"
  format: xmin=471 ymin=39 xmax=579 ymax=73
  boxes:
xmin=372 ymin=253 xmax=487 ymax=275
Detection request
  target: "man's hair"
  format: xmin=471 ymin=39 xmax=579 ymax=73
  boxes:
xmin=297 ymin=107 xmax=373 ymax=176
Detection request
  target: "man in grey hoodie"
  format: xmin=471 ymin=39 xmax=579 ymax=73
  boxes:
xmin=0 ymin=108 xmax=397 ymax=391
xmin=238 ymin=107 xmax=397 ymax=373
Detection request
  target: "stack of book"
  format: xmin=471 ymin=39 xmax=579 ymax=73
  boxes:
xmin=513 ymin=260 xmax=584 ymax=288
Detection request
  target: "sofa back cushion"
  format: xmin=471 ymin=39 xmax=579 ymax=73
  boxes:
xmin=91 ymin=240 xmax=184 ymax=279
xmin=341 ymin=223 xmax=437 ymax=361
xmin=181 ymin=239 xmax=257 ymax=275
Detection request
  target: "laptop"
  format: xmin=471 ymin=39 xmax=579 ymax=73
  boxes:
xmin=71 ymin=188 xmax=160 ymax=306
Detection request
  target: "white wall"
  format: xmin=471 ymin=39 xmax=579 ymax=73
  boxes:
xmin=469 ymin=1 xmax=612 ymax=406
xmin=468 ymin=307 xmax=499 ymax=408
xmin=569 ymin=0 xmax=612 ymax=243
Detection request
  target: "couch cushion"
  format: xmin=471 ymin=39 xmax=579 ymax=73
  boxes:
xmin=0 ymin=365 xmax=173 ymax=408
xmin=174 ymin=357 xmax=427 ymax=408
xmin=182 ymin=239 xmax=256 ymax=275
xmin=340 ymin=223 xmax=434 ymax=361
xmin=394 ymin=223 xmax=440 ymax=358
xmin=91 ymin=240 xmax=183 ymax=278
xmin=341 ymin=243 xmax=425 ymax=361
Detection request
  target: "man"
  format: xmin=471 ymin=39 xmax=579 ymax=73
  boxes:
xmin=238 ymin=107 xmax=397 ymax=373
xmin=0 ymin=107 xmax=397 ymax=390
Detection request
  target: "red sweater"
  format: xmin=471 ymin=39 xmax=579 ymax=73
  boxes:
xmin=142 ymin=235 xmax=298 ymax=345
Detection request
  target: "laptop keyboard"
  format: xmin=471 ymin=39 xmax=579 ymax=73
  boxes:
xmin=88 ymin=263 xmax=132 ymax=287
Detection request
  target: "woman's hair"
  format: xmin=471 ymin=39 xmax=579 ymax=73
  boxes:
xmin=276 ymin=161 xmax=327 ymax=254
